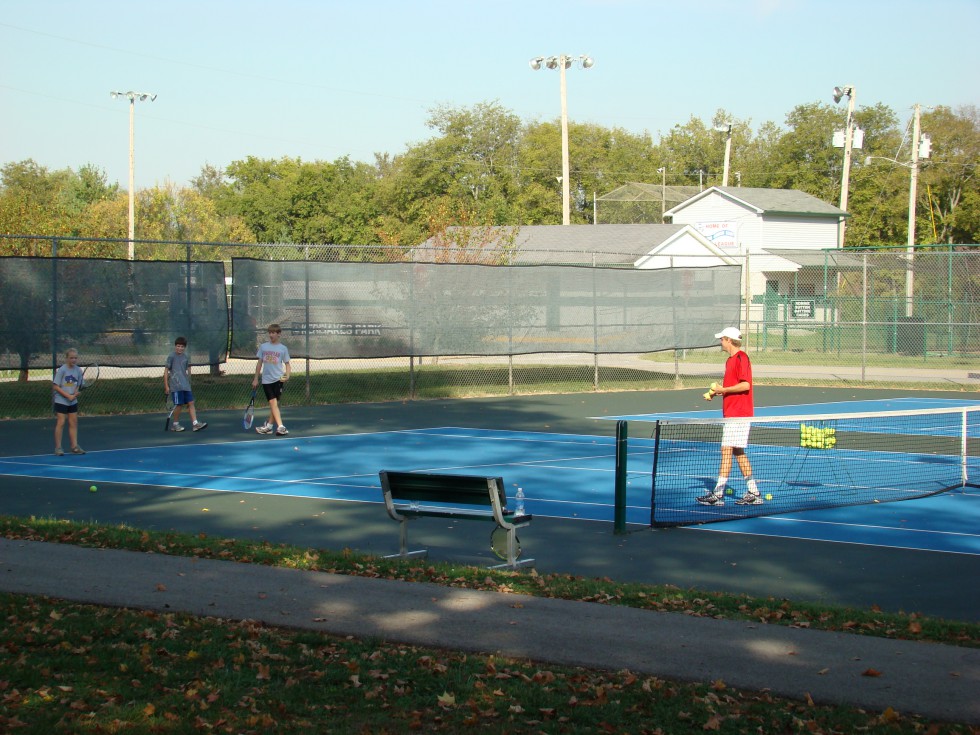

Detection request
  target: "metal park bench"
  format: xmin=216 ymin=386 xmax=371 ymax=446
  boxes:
xmin=378 ymin=470 xmax=533 ymax=570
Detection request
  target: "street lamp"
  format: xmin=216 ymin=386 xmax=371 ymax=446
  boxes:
xmin=864 ymin=103 xmax=930 ymax=317
xmin=832 ymin=85 xmax=856 ymax=247
xmin=713 ymin=124 xmax=733 ymax=187
xmin=529 ymin=54 xmax=594 ymax=225
xmin=110 ymin=91 xmax=157 ymax=259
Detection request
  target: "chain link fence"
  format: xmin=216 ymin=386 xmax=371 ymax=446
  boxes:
xmin=0 ymin=236 xmax=977 ymax=420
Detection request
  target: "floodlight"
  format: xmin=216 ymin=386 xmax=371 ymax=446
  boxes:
xmin=528 ymin=53 xmax=595 ymax=225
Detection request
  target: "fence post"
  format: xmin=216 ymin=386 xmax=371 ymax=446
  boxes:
xmin=51 ymin=237 xmax=59 ymax=378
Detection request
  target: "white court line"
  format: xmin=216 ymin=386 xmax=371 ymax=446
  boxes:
xmin=732 ymin=514 xmax=980 ymax=538
xmin=687 ymin=526 xmax=980 ymax=557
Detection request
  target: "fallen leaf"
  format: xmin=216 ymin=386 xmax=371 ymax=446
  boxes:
xmin=880 ymin=706 xmax=900 ymax=722
xmin=437 ymin=691 xmax=455 ymax=707
xmin=862 ymin=668 xmax=883 ymax=677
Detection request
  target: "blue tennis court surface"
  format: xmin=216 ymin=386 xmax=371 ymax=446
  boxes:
xmin=1 ymin=420 xmax=978 ymax=556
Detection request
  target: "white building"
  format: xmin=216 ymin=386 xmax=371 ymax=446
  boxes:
xmin=663 ymin=186 xmax=847 ymax=300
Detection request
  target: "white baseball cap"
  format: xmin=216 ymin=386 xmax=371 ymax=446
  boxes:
xmin=715 ymin=327 xmax=742 ymax=340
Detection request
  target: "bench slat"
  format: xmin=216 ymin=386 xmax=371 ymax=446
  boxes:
xmin=381 ymin=471 xmax=504 ymax=508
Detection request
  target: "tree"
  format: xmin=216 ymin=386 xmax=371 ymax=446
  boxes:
xmin=918 ymin=105 xmax=980 ymax=244
xmin=218 ymin=156 xmax=382 ymax=246
xmin=0 ymin=160 xmax=72 ymax=245
xmin=656 ymin=116 xmax=722 ymax=189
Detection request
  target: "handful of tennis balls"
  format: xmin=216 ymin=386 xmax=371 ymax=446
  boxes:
xmin=703 ymin=382 xmax=719 ymax=401
xmin=800 ymin=424 xmax=837 ymax=449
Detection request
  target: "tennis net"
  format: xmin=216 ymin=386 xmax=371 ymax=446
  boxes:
xmin=634 ymin=406 xmax=980 ymax=527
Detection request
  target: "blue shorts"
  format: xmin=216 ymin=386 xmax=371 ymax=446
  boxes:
xmin=172 ymin=390 xmax=195 ymax=406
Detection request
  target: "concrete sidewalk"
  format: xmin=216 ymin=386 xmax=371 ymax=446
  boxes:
xmin=0 ymin=538 xmax=976 ymax=724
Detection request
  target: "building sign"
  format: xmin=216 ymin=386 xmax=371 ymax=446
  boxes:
xmin=791 ymin=300 xmax=815 ymax=319
xmin=293 ymin=322 xmax=383 ymax=336
xmin=695 ymin=221 xmax=737 ymax=249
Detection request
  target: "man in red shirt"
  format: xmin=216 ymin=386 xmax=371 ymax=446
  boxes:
xmin=697 ymin=327 xmax=762 ymax=506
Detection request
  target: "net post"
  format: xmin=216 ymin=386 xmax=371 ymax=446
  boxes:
xmin=649 ymin=420 xmax=662 ymax=527
xmin=613 ymin=420 xmax=628 ymax=534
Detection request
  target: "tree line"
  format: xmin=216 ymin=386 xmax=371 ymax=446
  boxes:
xmin=1 ymin=100 xmax=977 ymax=257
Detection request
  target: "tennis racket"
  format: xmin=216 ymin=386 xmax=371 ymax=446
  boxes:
xmin=490 ymin=526 xmax=522 ymax=561
xmin=80 ymin=364 xmax=100 ymax=390
xmin=164 ymin=392 xmax=177 ymax=432
xmin=243 ymin=389 xmax=256 ymax=431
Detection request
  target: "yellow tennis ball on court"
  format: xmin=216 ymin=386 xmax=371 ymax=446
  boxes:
xmin=765 ymin=493 xmax=773 ymax=501
xmin=725 ymin=488 xmax=733 ymax=495
xmin=89 ymin=485 xmax=97 ymax=493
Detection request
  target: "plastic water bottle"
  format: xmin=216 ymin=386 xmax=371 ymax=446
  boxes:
xmin=514 ymin=487 xmax=525 ymax=515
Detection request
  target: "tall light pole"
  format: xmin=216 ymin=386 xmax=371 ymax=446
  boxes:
xmin=111 ymin=91 xmax=157 ymax=259
xmin=832 ymin=85 xmax=856 ymax=247
xmin=529 ymin=54 xmax=594 ymax=225
xmin=714 ymin=124 xmax=733 ymax=187
xmin=906 ymin=104 xmax=926 ymax=318
xmin=865 ymin=104 xmax=930 ymax=317
xmin=657 ymin=166 xmax=666 ymax=221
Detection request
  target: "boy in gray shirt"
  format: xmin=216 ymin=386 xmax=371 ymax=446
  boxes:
xmin=164 ymin=336 xmax=207 ymax=432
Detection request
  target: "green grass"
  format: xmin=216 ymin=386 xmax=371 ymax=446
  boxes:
xmin=0 ymin=365 xmax=683 ymax=419
xmin=0 ymin=517 xmax=977 ymax=733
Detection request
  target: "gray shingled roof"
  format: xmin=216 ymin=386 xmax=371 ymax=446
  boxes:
xmin=418 ymin=224 xmax=700 ymax=265
xmin=688 ymin=187 xmax=846 ymax=217
xmin=502 ymin=224 xmax=690 ymax=264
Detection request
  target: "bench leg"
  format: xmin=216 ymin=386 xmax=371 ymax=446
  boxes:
xmin=383 ymin=518 xmax=428 ymax=561
xmin=488 ymin=525 xmax=534 ymax=570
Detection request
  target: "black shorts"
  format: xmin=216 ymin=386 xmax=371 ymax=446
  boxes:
xmin=54 ymin=403 xmax=78 ymax=415
xmin=262 ymin=381 xmax=284 ymax=402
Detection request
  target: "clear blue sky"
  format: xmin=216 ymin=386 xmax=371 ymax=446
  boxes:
xmin=2 ymin=0 xmax=978 ymax=190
